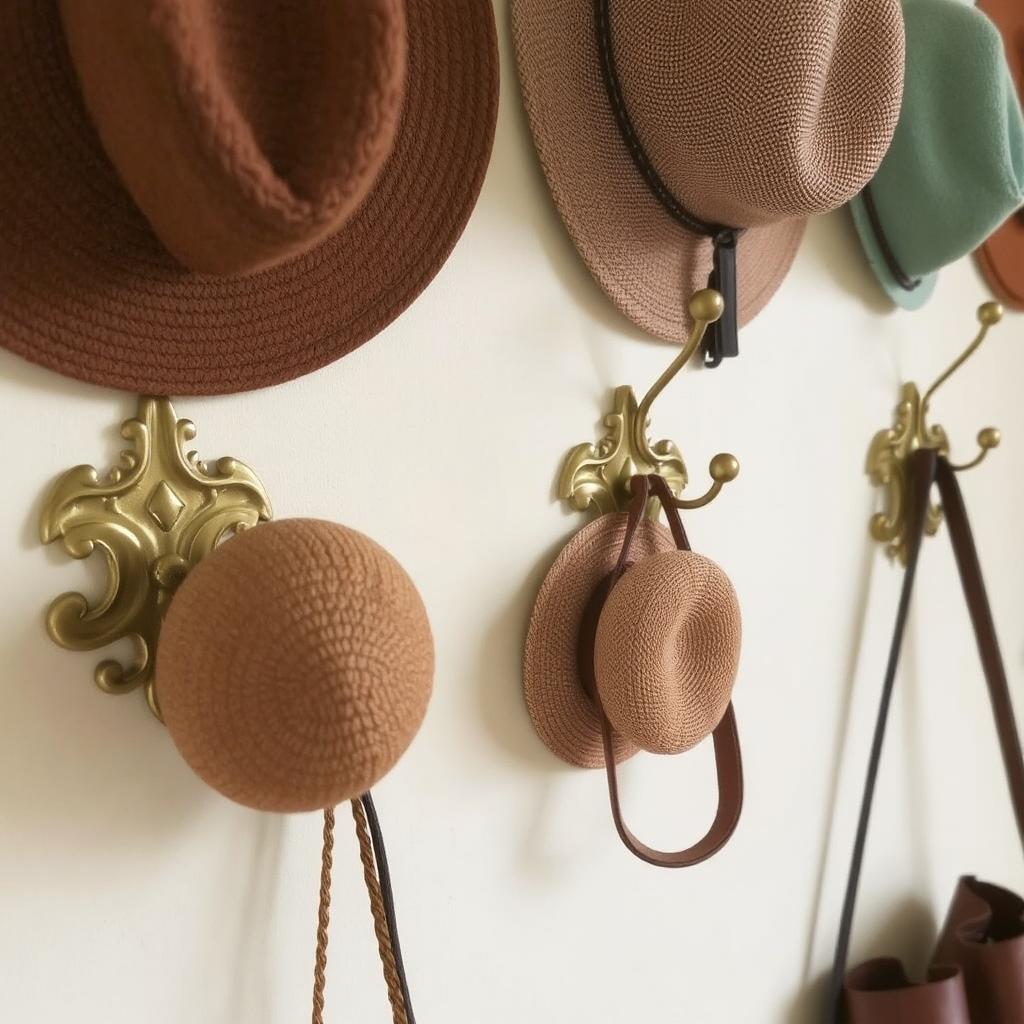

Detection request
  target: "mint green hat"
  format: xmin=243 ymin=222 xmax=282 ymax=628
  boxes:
xmin=849 ymin=0 xmax=1024 ymax=309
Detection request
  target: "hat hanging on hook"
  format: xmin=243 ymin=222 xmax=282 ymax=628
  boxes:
xmin=0 ymin=0 xmax=499 ymax=394
xmin=848 ymin=0 xmax=1024 ymax=309
xmin=157 ymin=518 xmax=434 ymax=811
xmin=524 ymin=473 xmax=744 ymax=867
xmin=975 ymin=0 xmax=1024 ymax=310
xmin=512 ymin=0 xmax=904 ymax=358
xmin=527 ymin=292 xmax=746 ymax=866
xmin=38 ymin=397 xmax=435 ymax=811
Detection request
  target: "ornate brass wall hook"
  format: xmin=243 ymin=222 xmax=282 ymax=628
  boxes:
xmin=559 ymin=289 xmax=740 ymax=517
xmin=867 ymin=301 xmax=1004 ymax=564
xmin=39 ymin=397 xmax=272 ymax=718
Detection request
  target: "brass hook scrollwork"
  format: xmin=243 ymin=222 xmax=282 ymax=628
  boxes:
xmin=39 ymin=397 xmax=273 ymax=718
xmin=559 ymin=288 xmax=739 ymax=517
xmin=867 ymin=301 xmax=1004 ymax=564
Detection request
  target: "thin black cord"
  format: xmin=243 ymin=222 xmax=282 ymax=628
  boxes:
xmin=861 ymin=184 xmax=921 ymax=292
xmin=361 ymin=793 xmax=417 ymax=1024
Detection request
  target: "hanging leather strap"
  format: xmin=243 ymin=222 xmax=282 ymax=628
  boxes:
xmin=827 ymin=449 xmax=1024 ymax=1021
xmin=937 ymin=460 xmax=1024 ymax=846
xmin=578 ymin=474 xmax=744 ymax=867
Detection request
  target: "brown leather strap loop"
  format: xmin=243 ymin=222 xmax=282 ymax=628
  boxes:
xmin=829 ymin=448 xmax=1024 ymax=1021
xmin=600 ymin=703 xmax=743 ymax=868
xmin=579 ymin=474 xmax=744 ymax=867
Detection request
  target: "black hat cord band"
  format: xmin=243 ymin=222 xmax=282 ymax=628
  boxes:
xmin=593 ymin=0 xmax=741 ymax=366
xmin=861 ymin=183 xmax=922 ymax=293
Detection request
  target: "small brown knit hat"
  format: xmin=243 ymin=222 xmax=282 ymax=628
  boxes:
xmin=0 ymin=0 xmax=498 ymax=395
xmin=524 ymin=505 xmax=740 ymax=768
xmin=156 ymin=519 xmax=434 ymax=812
xmin=512 ymin=0 xmax=904 ymax=346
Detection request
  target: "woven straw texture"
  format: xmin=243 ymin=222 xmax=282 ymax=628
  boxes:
xmin=512 ymin=0 xmax=904 ymax=341
xmin=594 ymin=550 xmax=741 ymax=755
xmin=523 ymin=513 xmax=676 ymax=769
xmin=156 ymin=519 xmax=434 ymax=812
xmin=61 ymin=0 xmax=407 ymax=277
xmin=0 ymin=0 xmax=498 ymax=394
xmin=977 ymin=0 xmax=1024 ymax=310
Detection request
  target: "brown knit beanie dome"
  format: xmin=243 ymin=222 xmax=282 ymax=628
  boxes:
xmin=594 ymin=550 xmax=741 ymax=755
xmin=156 ymin=518 xmax=434 ymax=812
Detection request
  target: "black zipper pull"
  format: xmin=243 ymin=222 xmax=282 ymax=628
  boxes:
xmin=703 ymin=230 xmax=739 ymax=368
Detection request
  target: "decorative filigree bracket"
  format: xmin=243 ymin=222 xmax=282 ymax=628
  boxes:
xmin=559 ymin=385 xmax=687 ymax=515
xmin=867 ymin=302 xmax=1003 ymax=565
xmin=867 ymin=383 xmax=948 ymax=563
xmin=559 ymin=289 xmax=739 ymax=517
xmin=40 ymin=397 xmax=272 ymax=718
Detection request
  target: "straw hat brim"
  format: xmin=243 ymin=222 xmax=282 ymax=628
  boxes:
xmin=523 ymin=512 xmax=676 ymax=769
xmin=0 ymin=1 xmax=498 ymax=395
xmin=511 ymin=0 xmax=806 ymax=343
xmin=977 ymin=224 xmax=1024 ymax=310
xmin=976 ymin=0 xmax=1024 ymax=310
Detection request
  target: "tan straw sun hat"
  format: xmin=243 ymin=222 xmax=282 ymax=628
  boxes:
xmin=156 ymin=518 xmax=434 ymax=812
xmin=512 ymin=0 xmax=905 ymax=363
xmin=594 ymin=549 xmax=741 ymax=757
xmin=0 ymin=0 xmax=498 ymax=395
xmin=524 ymin=510 xmax=678 ymax=769
xmin=524 ymin=475 xmax=743 ymax=866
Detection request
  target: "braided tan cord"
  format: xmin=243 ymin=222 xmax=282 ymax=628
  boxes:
xmin=351 ymin=798 xmax=410 ymax=1024
xmin=311 ymin=807 xmax=335 ymax=1024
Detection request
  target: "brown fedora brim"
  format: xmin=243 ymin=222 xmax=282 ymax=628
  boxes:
xmin=511 ymin=0 xmax=806 ymax=344
xmin=523 ymin=512 xmax=676 ymax=769
xmin=976 ymin=0 xmax=1024 ymax=310
xmin=0 ymin=1 xmax=498 ymax=395
xmin=977 ymin=219 xmax=1024 ymax=310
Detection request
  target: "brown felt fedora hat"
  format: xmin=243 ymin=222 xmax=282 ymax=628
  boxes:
xmin=156 ymin=519 xmax=434 ymax=812
xmin=0 ymin=1 xmax=498 ymax=395
xmin=976 ymin=0 xmax=1024 ymax=310
xmin=512 ymin=0 xmax=904 ymax=349
xmin=523 ymin=492 xmax=740 ymax=770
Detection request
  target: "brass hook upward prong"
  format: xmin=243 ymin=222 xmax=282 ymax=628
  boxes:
xmin=919 ymin=301 xmax=1004 ymax=471
xmin=631 ymin=289 xmax=725 ymax=457
xmin=632 ymin=290 xmax=740 ymax=510
xmin=558 ymin=288 xmax=739 ymax=517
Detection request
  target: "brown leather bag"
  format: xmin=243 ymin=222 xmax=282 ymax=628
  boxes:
xmin=828 ymin=448 xmax=1024 ymax=1023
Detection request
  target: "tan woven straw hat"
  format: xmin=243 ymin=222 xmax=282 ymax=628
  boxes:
xmin=156 ymin=519 xmax=434 ymax=812
xmin=523 ymin=511 xmax=678 ymax=769
xmin=595 ymin=549 xmax=741 ymax=757
xmin=512 ymin=0 xmax=904 ymax=356
xmin=0 ymin=1 xmax=498 ymax=395
xmin=524 ymin=487 xmax=740 ymax=770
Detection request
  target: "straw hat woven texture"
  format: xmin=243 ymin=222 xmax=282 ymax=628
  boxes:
xmin=0 ymin=0 xmax=498 ymax=394
xmin=512 ymin=0 xmax=904 ymax=339
xmin=595 ymin=550 xmax=741 ymax=756
xmin=524 ymin=513 xmax=676 ymax=769
xmin=157 ymin=519 xmax=434 ymax=812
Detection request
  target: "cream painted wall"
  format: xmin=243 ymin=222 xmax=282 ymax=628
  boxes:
xmin=2 ymin=6 xmax=1023 ymax=1022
